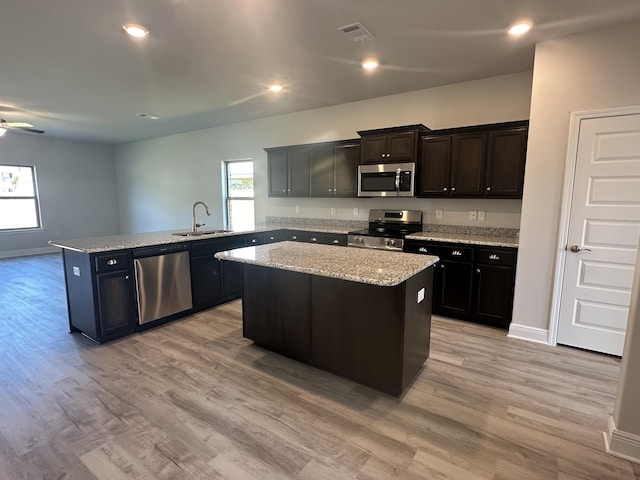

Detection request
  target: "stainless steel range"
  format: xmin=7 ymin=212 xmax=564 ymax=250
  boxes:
xmin=348 ymin=209 xmax=423 ymax=251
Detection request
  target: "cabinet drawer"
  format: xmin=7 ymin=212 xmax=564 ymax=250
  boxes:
xmin=94 ymin=252 xmax=130 ymax=273
xmin=475 ymin=248 xmax=516 ymax=266
xmin=404 ymin=241 xmax=439 ymax=255
xmin=191 ymin=235 xmax=246 ymax=257
xmin=439 ymin=245 xmax=474 ymax=262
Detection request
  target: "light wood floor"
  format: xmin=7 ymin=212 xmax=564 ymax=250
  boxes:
xmin=1 ymin=253 xmax=638 ymax=479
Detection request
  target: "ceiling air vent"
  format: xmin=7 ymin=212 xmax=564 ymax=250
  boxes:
xmin=337 ymin=22 xmax=374 ymax=42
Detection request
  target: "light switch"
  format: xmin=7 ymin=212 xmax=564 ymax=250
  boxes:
xmin=73 ymin=266 xmax=80 ymax=277
xmin=330 ymin=207 xmax=336 ymax=215
xmin=478 ymin=210 xmax=485 ymax=221
xmin=417 ymin=288 xmax=425 ymax=304
xmin=469 ymin=210 xmax=477 ymax=221
xmin=353 ymin=207 xmax=359 ymax=216
xmin=295 ymin=205 xmax=300 ymax=213
xmin=435 ymin=209 xmax=443 ymax=219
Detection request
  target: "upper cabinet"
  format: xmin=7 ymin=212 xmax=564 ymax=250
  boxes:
xmin=310 ymin=140 xmax=361 ymax=197
xmin=417 ymin=120 xmax=528 ymax=198
xmin=266 ymin=145 xmax=312 ymax=197
xmin=358 ymin=124 xmax=429 ymax=164
xmin=267 ymin=140 xmax=360 ymax=198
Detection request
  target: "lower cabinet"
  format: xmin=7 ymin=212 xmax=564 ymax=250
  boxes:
xmin=190 ymin=235 xmax=247 ymax=312
xmin=405 ymin=240 xmax=517 ymax=328
xmin=63 ymin=249 xmax=137 ymax=343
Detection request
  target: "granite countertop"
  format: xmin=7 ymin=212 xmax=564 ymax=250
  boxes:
xmin=406 ymin=231 xmax=519 ymax=248
xmin=215 ymin=241 xmax=438 ymax=287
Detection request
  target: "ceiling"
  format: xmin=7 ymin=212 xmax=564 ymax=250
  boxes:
xmin=2 ymin=0 xmax=640 ymax=144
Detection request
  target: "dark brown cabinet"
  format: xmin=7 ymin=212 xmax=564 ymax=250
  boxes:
xmin=358 ymin=125 xmax=429 ymax=164
xmin=418 ymin=121 xmax=527 ymax=198
xmin=433 ymin=245 xmax=475 ymax=318
xmin=404 ymin=240 xmax=517 ymax=328
xmin=63 ymin=249 xmax=137 ymax=343
xmin=266 ymin=146 xmax=311 ymax=197
xmin=190 ymin=235 xmax=246 ymax=312
xmin=310 ymin=140 xmax=360 ymax=197
xmin=485 ymin=126 xmax=527 ymax=197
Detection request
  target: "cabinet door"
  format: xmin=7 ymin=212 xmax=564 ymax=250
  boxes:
xmin=387 ymin=131 xmax=417 ymax=162
xmin=450 ymin=132 xmax=486 ymax=196
xmin=191 ymin=254 xmax=223 ymax=311
xmin=267 ymin=149 xmax=288 ymax=196
xmin=96 ymin=270 xmax=136 ymax=338
xmin=310 ymin=144 xmax=335 ymax=196
xmin=434 ymin=261 xmax=474 ymax=318
xmin=485 ymin=127 xmax=527 ymax=198
xmin=361 ymin=135 xmax=389 ymax=163
xmin=333 ymin=142 xmax=360 ymax=196
xmin=472 ymin=264 xmax=515 ymax=327
xmin=222 ymin=262 xmax=243 ymax=299
xmin=418 ymin=135 xmax=451 ymax=196
xmin=242 ymin=265 xmax=311 ymax=360
xmin=288 ymin=146 xmax=311 ymax=196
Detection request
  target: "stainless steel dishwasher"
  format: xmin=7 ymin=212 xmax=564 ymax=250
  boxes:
xmin=133 ymin=243 xmax=193 ymax=325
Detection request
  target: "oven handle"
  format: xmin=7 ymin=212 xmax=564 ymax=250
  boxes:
xmin=395 ymin=168 xmax=401 ymax=193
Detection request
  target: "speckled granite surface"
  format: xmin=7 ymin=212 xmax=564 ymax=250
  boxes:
xmin=215 ymin=241 xmax=438 ymax=287
xmin=407 ymin=224 xmax=519 ymax=248
xmin=48 ymin=229 xmax=251 ymax=253
xmin=49 ymin=219 xmax=518 ymax=253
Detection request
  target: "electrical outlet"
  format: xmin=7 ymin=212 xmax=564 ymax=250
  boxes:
xmin=353 ymin=207 xmax=359 ymax=216
xmin=478 ymin=210 xmax=485 ymax=221
xmin=469 ymin=210 xmax=477 ymax=221
xmin=295 ymin=205 xmax=300 ymax=213
xmin=330 ymin=207 xmax=336 ymax=215
xmin=435 ymin=209 xmax=443 ymax=219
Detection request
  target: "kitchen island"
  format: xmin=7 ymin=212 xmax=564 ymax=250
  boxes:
xmin=216 ymin=242 xmax=439 ymax=396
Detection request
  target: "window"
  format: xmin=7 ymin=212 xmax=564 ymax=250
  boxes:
xmin=224 ymin=160 xmax=254 ymax=231
xmin=0 ymin=165 xmax=41 ymax=231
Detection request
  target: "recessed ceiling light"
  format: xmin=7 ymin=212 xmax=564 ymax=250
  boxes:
xmin=269 ymin=84 xmax=283 ymax=93
xmin=123 ymin=23 xmax=150 ymax=38
xmin=138 ymin=114 xmax=160 ymax=119
xmin=361 ymin=58 xmax=379 ymax=70
xmin=508 ymin=22 xmax=532 ymax=36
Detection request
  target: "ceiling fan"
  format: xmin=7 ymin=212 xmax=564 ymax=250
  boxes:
xmin=0 ymin=118 xmax=45 ymax=137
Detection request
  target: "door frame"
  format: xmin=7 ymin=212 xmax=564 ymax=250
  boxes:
xmin=549 ymin=104 xmax=640 ymax=346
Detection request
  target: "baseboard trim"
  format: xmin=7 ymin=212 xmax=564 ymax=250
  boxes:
xmin=604 ymin=416 xmax=640 ymax=464
xmin=0 ymin=246 xmax=59 ymax=259
xmin=507 ymin=323 xmax=550 ymax=344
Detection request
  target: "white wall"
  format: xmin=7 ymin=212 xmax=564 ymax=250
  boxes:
xmin=0 ymin=134 xmax=119 ymax=257
xmin=115 ymin=71 xmax=532 ymax=233
xmin=513 ymin=21 xmax=640 ymax=332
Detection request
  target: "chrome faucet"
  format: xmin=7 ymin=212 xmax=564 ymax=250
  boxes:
xmin=192 ymin=201 xmax=212 ymax=233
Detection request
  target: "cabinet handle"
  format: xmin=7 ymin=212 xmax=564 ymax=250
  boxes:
xmin=486 ymin=186 xmax=491 ymax=191
xmin=489 ymin=254 xmax=501 ymax=260
xmin=443 ymin=187 xmax=448 ymax=191
xmin=292 ymin=236 xmax=297 ymax=240
xmin=452 ymin=250 xmax=462 ymax=256
xmin=333 ymin=188 xmax=336 ymax=192
xmin=332 ymin=240 xmax=339 ymax=244
xmin=328 ymin=188 xmax=333 ymax=192
xmin=251 ymin=239 xmax=257 ymax=243
xmin=381 ymin=154 xmax=385 ymax=158
xmin=125 ymin=275 xmax=130 ymax=280
xmin=310 ymin=237 xmax=317 ymax=242
xmin=440 ymin=264 xmax=445 ymax=268
xmin=476 ymin=268 xmax=481 ymax=273
xmin=106 ymin=259 xmax=118 ymax=266
xmin=451 ymin=187 xmax=456 ymax=191
xmin=282 ymin=189 xmax=286 ymax=193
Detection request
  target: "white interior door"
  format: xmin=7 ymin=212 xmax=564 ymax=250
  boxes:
xmin=557 ymin=113 xmax=640 ymax=355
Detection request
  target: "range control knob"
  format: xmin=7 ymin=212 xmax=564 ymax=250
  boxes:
xmin=385 ymin=238 xmax=396 ymax=247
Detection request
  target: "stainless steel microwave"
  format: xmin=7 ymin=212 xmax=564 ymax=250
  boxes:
xmin=357 ymin=162 xmax=415 ymax=197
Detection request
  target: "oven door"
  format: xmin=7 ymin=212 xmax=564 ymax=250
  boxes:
xmin=358 ymin=163 xmax=415 ymax=197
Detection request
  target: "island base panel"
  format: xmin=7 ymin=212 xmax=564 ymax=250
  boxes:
xmin=241 ymin=264 xmax=433 ymax=396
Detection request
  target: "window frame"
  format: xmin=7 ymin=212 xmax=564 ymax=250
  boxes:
xmin=0 ymin=164 xmax=42 ymax=232
xmin=223 ymin=159 xmax=255 ymax=231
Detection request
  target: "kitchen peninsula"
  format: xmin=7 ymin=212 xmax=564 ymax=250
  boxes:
xmin=216 ymin=241 xmax=438 ymax=396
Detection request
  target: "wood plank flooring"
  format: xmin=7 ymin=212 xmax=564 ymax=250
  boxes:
xmin=0 ymin=253 xmax=637 ymax=479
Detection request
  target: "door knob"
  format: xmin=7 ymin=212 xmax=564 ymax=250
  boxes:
xmin=569 ymin=245 xmax=592 ymax=253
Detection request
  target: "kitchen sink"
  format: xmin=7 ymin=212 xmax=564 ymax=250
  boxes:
xmin=172 ymin=230 xmax=231 ymax=237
